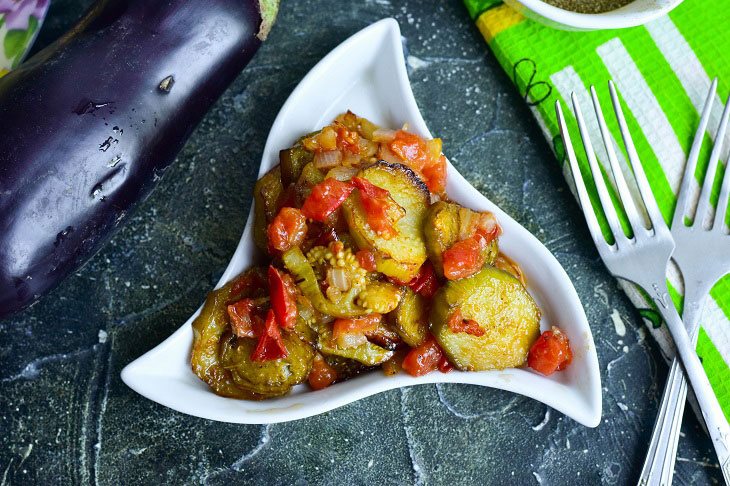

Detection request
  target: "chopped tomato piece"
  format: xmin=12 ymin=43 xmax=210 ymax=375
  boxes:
xmin=410 ymin=261 xmax=441 ymax=299
xmin=335 ymin=122 xmax=360 ymax=154
xmin=251 ymin=310 xmax=288 ymax=362
xmin=402 ymin=337 xmax=445 ymax=377
xmin=356 ymin=249 xmax=377 ymax=272
xmin=308 ymin=354 xmax=337 ymax=390
xmin=301 ymin=178 xmax=354 ymax=221
xmin=267 ymin=207 xmax=307 ymax=253
xmin=332 ymin=314 xmax=382 ymax=338
xmin=268 ymin=266 xmax=297 ymax=329
xmin=438 ymin=355 xmax=454 ymax=373
xmin=442 ymin=236 xmax=485 ymax=280
xmin=527 ymin=327 xmax=573 ymax=376
xmin=422 ymin=155 xmax=447 ymax=193
xmin=230 ymin=269 xmax=268 ymax=300
xmin=350 ymin=176 xmax=403 ymax=239
xmin=389 ymin=130 xmax=430 ymax=171
xmin=447 ymin=309 xmax=485 ymax=337
xmin=227 ymin=298 xmax=259 ymax=338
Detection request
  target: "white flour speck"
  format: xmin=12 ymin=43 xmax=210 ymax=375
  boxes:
xmin=611 ymin=309 xmax=626 ymax=337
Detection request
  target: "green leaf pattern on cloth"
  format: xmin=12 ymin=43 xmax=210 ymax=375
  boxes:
xmin=0 ymin=2 xmax=46 ymax=77
xmin=3 ymin=14 xmax=37 ymax=67
xmin=464 ymin=0 xmax=730 ymax=420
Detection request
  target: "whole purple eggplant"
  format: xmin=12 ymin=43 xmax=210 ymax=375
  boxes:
xmin=0 ymin=0 xmax=279 ymax=317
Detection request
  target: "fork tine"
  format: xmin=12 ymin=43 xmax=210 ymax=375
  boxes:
xmin=696 ymin=91 xmax=730 ymax=228
xmin=570 ymin=91 xmax=625 ymax=243
xmin=589 ymin=85 xmax=644 ymax=238
xmin=555 ymin=100 xmax=607 ymax=247
xmin=676 ymin=78 xmax=718 ymax=228
xmin=608 ymin=80 xmax=667 ymax=233
xmin=714 ymin=104 xmax=730 ymax=233
xmin=715 ymin=157 xmax=730 ymax=233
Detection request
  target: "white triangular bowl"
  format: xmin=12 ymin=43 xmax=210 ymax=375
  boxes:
xmin=121 ymin=18 xmax=602 ymax=427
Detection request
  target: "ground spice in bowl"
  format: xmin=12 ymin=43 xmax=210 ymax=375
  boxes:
xmin=543 ymin=0 xmax=633 ymax=13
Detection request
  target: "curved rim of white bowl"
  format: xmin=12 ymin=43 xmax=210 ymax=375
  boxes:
xmin=513 ymin=0 xmax=685 ymax=30
xmin=121 ymin=18 xmax=602 ymax=428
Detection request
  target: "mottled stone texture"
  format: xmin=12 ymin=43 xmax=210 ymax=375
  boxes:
xmin=0 ymin=1 xmax=722 ymax=485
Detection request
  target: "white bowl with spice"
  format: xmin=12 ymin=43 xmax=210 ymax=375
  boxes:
xmin=503 ymin=0 xmax=684 ymax=30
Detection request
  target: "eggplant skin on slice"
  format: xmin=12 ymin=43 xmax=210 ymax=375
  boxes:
xmin=0 ymin=0 xmax=279 ymax=318
xmin=388 ymin=286 xmax=429 ymax=348
xmin=423 ymin=201 xmax=499 ymax=278
xmin=430 ymin=265 xmax=541 ymax=371
xmin=342 ymin=161 xmax=430 ymax=282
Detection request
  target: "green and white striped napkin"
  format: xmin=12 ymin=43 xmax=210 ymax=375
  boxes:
xmin=464 ymin=0 xmax=730 ymax=419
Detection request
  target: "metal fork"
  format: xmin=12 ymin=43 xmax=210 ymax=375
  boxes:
xmin=555 ymin=81 xmax=730 ymax=484
xmin=640 ymin=79 xmax=730 ymax=486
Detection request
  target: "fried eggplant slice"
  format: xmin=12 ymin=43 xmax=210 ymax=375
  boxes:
xmin=343 ymin=162 xmax=429 ymax=282
xmin=424 ymin=201 xmax=499 ymax=277
xmin=220 ymin=328 xmax=315 ymax=399
xmin=430 ymin=265 xmax=540 ymax=371
xmin=388 ymin=287 xmax=429 ymax=347
xmin=253 ymin=167 xmax=284 ymax=253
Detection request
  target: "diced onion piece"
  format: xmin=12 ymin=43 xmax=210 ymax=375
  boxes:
xmin=326 ymin=166 xmax=359 ymax=182
xmin=327 ymin=267 xmax=350 ymax=291
xmin=358 ymin=120 xmax=380 ymax=141
xmin=425 ymin=138 xmax=442 ymax=164
xmin=342 ymin=152 xmax=362 ymax=167
xmin=477 ymin=211 xmax=501 ymax=238
xmin=458 ymin=207 xmax=475 ymax=241
xmin=372 ymin=128 xmax=397 ymax=143
xmin=358 ymin=138 xmax=378 ymax=157
xmin=376 ymin=143 xmax=403 ymax=166
xmin=337 ymin=331 xmax=368 ymax=349
xmin=313 ymin=150 xmax=343 ymax=169
xmin=319 ymin=127 xmax=338 ymax=150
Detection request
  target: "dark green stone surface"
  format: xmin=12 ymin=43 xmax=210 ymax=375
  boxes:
xmin=1 ymin=1 xmax=722 ymax=484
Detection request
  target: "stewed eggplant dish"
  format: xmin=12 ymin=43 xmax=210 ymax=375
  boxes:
xmin=191 ymin=112 xmax=573 ymax=400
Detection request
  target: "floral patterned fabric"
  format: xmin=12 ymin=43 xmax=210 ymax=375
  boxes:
xmin=0 ymin=0 xmax=49 ymax=76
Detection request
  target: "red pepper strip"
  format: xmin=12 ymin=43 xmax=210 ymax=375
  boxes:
xmin=300 ymin=178 xmax=354 ymax=222
xmin=409 ymin=261 xmax=441 ymax=299
xmin=388 ymin=262 xmax=442 ymax=299
xmin=268 ymin=265 xmax=297 ymax=329
xmin=227 ymin=298 xmax=258 ymax=338
xmin=447 ymin=309 xmax=485 ymax=337
xmin=402 ymin=336 xmax=445 ymax=377
xmin=350 ymin=177 xmax=400 ymax=239
xmin=251 ymin=309 xmax=288 ymax=362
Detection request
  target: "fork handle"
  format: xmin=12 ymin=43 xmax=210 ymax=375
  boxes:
xmin=639 ymin=300 xmax=703 ymax=486
xmin=650 ymin=282 xmax=730 ymax=484
xmin=638 ymin=328 xmax=696 ymax=485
